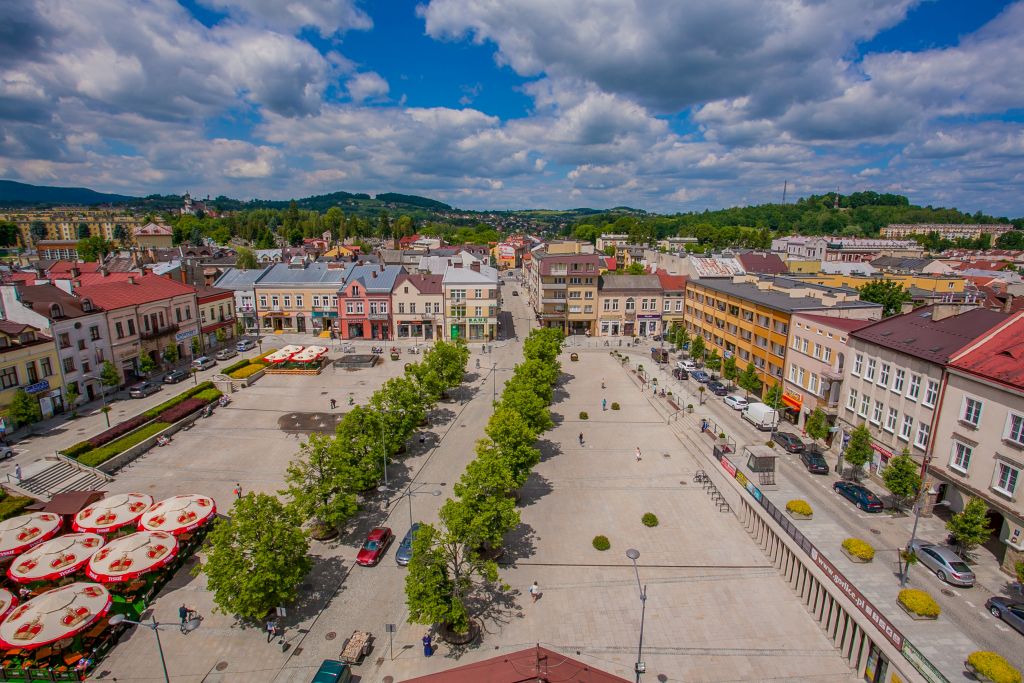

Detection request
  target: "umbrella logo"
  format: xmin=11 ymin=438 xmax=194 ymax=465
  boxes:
xmin=92 ymin=548 xmax=111 ymax=562
xmin=82 ymin=537 xmax=102 ymax=548
xmin=79 ymin=507 xmax=94 ymax=519
xmin=148 ymin=514 xmax=166 ymax=528
xmin=176 ymin=511 xmax=197 ymax=525
xmin=146 ymin=545 xmax=168 ymax=560
xmin=16 ymin=526 xmax=41 ymax=543
xmin=95 ymin=512 xmax=117 ymax=526
xmin=109 ymin=556 xmax=133 ymax=573
xmin=79 ymin=586 xmax=103 ymax=598
xmin=50 ymin=553 xmax=76 ymax=570
xmin=16 ymin=558 xmax=38 ymax=573
xmin=13 ymin=617 xmax=42 ymax=641
xmin=60 ymin=606 xmax=90 ymax=628
xmin=128 ymin=501 xmax=147 ymax=513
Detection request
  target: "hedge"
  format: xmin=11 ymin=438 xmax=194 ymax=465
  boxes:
xmin=228 ymin=364 xmax=263 ymax=379
xmin=156 ymin=398 xmax=208 ymax=424
xmin=192 ymin=388 xmax=222 ymax=402
xmin=77 ymin=422 xmax=171 ymax=467
xmin=63 ymin=441 xmax=96 ymax=458
xmin=842 ymin=538 xmax=875 ymax=561
xmin=967 ymin=652 xmax=1021 ymax=683
xmin=143 ymin=382 xmax=216 ymax=419
xmin=222 ymin=358 xmax=252 ymax=374
xmin=786 ymin=499 xmax=813 ymax=516
xmin=88 ymin=414 xmax=151 ymax=448
xmin=898 ymin=589 xmax=941 ymax=618
xmin=0 ymin=495 xmax=34 ymax=521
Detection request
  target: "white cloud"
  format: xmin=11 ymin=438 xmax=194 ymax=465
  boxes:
xmin=198 ymin=0 xmax=372 ymax=36
xmin=346 ymin=71 xmax=390 ymax=102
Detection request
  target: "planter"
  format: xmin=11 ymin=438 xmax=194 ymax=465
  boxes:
xmin=570 ymin=352 xmax=579 ymax=361
xmin=965 ymin=662 xmax=992 ymax=682
xmin=438 ymin=619 xmax=480 ymax=645
xmin=898 ymin=601 xmax=938 ymax=621
xmin=841 ymin=546 xmax=872 ymax=563
xmin=391 ymin=353 xmax=400 ymax=361
xmin=786 ymin=510 xmax=812 ymax=521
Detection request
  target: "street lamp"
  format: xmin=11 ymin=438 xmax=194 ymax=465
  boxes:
xmin=82 ymin=373 xmax=110 ymax=428
xmin=901 ymin=495 xmax=950 ymax=587
xmin=389 ymin=483 xmax=444 ymax=527
xmin=107 ymin=613 xmax=170 ymax=683
xmin=625 ymin=548 xmax=647 ymax=683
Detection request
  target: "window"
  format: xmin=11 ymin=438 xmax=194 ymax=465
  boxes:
xmin=283 ymin=296 xmax=291 ymax=308
xmin=115 ymin=321 xmax=124 ymax=339
xmin=801 ymin=338 xmax=809 ymax=353
xmin=474 ymin=306 xmax=482 ymax=317
xmin=271 ymin=296 xmax=279 ymax=307
xmin=259 ymin=295 xmax=267 ymax=308
xmin=295 ymin=295 xmax=303 ymax=308
xmin=127 ymin=319 xmax=135 ymax=335
xmin=994 ymin=462 xmax=1019 ymax=496
xmin=398 ymin=303 xmax=405 ymax=314
xmin=664 ymin=299 xmax=671 ymax=312
xmin=58 ymin=333 xmax=71 ymax=349
xmin=40 ymin=358 xmax=52 ymax=376
xmin=410 ymin=303 xmax=416 ymax=314
xmin=885 ymin=407 xmax=898 ymax=433
xmin=473 ymin=289 xmax=482 ymax=298
xmin=625 ymin=298 xmax=635 ymax=311
xmin=847 ymin=388 xmax=858 ymax=411
xmin=1005 ymin=413 xmax=1024 ymax=446
xmin=853 ymin=354 xmax=863 ymax=376
xmin=89 ymin=326 xmax=100 ymax=341
xmin=345 ymin=302 xmax=354 ymax=314
xmin=355 ymin=302 xmax=364 ymax=314
xmin=809 ymin=374 xmax=820 ymax=395
xmin=77 ymin=339 xmax=85 ymax=351
xmin=63 ymin=357 xmax=75 ymax=373
xmin=369 ymin=301 xmax=378 ymax=315
xmin=865 ymin=358 xmax=876 ymax=382
xmin=176 ymin=307 xmax=182 ymax=323
xmin=789 ymin=365 xmax=798 ymax=382
xmin=879 ymin=363 xmax=890 ymax=386
xmin=823 ymin=347 xmax=832 ymax=363
xmin=923 ymin=380 xmax=939 ymax=408
xmin=859 ymin=394 xmax=870 ymax=418
xmin=792 ymin=335 xmax=801 ymax=351
xmin=379 ymin=301 xmax=387 ymax=314
xmin=950 ymin=441 xmax=972 ymax=473
xmin=899 ymin=415 xmax=913 ymax=442
xmin=201 ymin=310 xmax=207 ymax=324
xmin=907 ymin=374 xmax=921 ymax=401
xmin=25 ymin=362 xmax=38 ymax=383
xmin=892 ymin=369 xmax=905 ymax=394
xmin=962 ymin=397 xmax=982 ymax=427
xmin=797 ymin=367 xmax=805 ymax=386
xmin=313 ymin=296 xmax=321 ymax=307
xmin=0 ymin=367 xmax=17 ymax=389
xmin=914 ymin=422 xmax=930 ymax=449
xmin=871 ymin=400 xmax=883 ymax=425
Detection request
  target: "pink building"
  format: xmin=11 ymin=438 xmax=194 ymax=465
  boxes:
xmin=336 ymin=264 xmax=405 ymax=340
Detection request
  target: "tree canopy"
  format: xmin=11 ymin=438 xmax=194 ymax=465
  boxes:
xmin=858 ymin=280 xmax=912 ymax=317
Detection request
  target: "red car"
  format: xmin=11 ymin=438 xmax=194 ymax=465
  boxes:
xmin=356 ymin=527 xmax=394 ymax=566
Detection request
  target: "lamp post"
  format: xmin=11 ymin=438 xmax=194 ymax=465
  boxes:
xmin=389 ymin=483 xmax=444 ymax=527
xmin=901 ymin=494 xmax=950 ymax=587
xmin=107 ymin=613 xmax=170 ymax=683
xmin=625 ymin=548 xmax=647 ymax=683
xmin=82 ymin=373 xmax=110 ymax=428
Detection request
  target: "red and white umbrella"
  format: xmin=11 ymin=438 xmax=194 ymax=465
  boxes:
xmin=7 ymin=533 xmax=105 ymax=584
xmin=0 ymin=583 xmax=111 ymax=650
xmin=138 ymin=495 xmax=216 ymax=535
xmin=0 ymin=588 xmax=17 ymax=620
xmin=73 ymin=493 xmax=154 ymax=534
xmin=0 ymin=513 xmax=63 ymax=559
xmin=85 ymin=532 xmax=178 ymax=583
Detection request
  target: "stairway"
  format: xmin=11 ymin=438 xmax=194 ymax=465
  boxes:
xmin=19 ymin=461 xmax=110 ymax=500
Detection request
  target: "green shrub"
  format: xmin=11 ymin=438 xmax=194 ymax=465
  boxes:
xmin=77 ymin=422 xmax=171 ymax=467
xmin=143 ymin=382 xmax=215 ymax=418
xmin=222 ymin=358 xmax=252 ymax=374
xmin=0 ymin=496 xmax=34 ymax=521
xmin=579 ymin=411 xmax=589 ymax=420
xmin=641 ymin=513 xmax=659 ymax=527
xmin=786 ymin=499 xmax=813 ymax=517
xmin=898 ymin=589 xmax=941 ymax=618
xmin=62 ymin=441 xmax=94 ymax=458
xmin=967 ymin=651 xmax=1021 ymax=683
xmin=841 ymin=538 xmax=875 ymax=561
xmin=610 ymin=402 xmax=620 ymax=410
xmin=592 ymin=535 xmax=610 ymax=551
xmin=192 ymin=388 xmax=223 ymax=402
xmin=718 ymin=432 xmax=726 ymax=439
xmin=228 ymin=364 xmax=263 ymax=379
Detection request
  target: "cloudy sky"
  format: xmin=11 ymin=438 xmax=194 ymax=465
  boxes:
xmin=1 ymin=0 xmax=1022 ymax=215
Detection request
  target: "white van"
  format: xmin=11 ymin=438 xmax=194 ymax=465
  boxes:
xmin=741 ymin=402 xmax=778 ymax=431
xmin=677 ymin=359 xmax=698 ymax=372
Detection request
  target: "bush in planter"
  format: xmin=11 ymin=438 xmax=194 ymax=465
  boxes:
xmin=610 ymin=402 xmax=620 ymax=410
xmin=592 ymin=535 xmax=610 ymax=551
xmin=785 ymin=500 xmax=813 ymax=517
xmin=77 ymin=422 xmax=171 ymax=467
xmin=966 ymin=652 xmax=1021 ymax=683
xmin=579 ymin=411 xmax=589 ymax=420
xmin=229 ymin=364 xmax=262 ymax=379
xmin=223 ymin=358 xmax=251 ymax=374
xmin=898 ymin=589 xmax=941 ymax=618
xmin=641 ymin=513 xmax=659 ymax=527
xmin=765 ymin=440 xmax=775 ymax=448
xmin=156 ymin=398 xmax=208 ymax=423
xmin=841 ymin=538 xmax=875 ymax=561
xmin=87 ymin=414 xmax=151 ymax=448
xmin=718 ymin=432 xmax=726 ymax=439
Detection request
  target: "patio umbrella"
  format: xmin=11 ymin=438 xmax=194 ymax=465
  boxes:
xmin=85 ymin=532 xmax=178 ymax=583
xmin=0 ymin=513 xmax=63 ymax=559
xmin=0 ymin=588 xmax=17 ymax=620
xmin=72 ymin=493 xmax=154 ymax=535
xmin=0 ymin=583 xmax=111 ymax=650
xmin=138 ymin=495 xmax=216 ymax=535
xmin=7 ymin=533 xmax=105 ymax=584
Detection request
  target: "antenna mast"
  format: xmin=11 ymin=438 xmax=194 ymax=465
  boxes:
xmin=781 ymin=180 xmax=787 ymax=205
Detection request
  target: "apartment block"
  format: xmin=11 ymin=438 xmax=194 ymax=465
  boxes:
xmin=881 ymin=223 xmax=1015 ymax=241
xmin=525 ymin=252 xmax=602 ymax=335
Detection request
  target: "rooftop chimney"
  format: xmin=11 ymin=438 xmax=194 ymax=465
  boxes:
xmin=371 ymin=270 xmax=378 ymax=279
xmin=1003 ymin=294 xmax=1015 ymax=314
xmin=127 ymin=276 xmax=136 ymax=285
xmin=931 ymin=302 xmax=978 ymax=321
xmin=470 ymin=262 xmax=480 ymax=272
xmin=70 ymin=267 xmax=80 ymax=278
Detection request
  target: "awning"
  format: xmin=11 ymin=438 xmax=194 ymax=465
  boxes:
xmin=782 ymin=394 xmax=802 ymax=411
xmin=7 ymin=533 xmax=105 ymax=583
xmin=0 ymin=583 xmax=112 ymax=650
xmin=0 ymin=513 xmax=63 ymax=559
xmin=85 ymin=532 xmax=178 ymax=583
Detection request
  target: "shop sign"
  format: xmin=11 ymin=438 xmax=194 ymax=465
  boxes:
xmin=311 ymin=311 xmax=338 ymax=318
xmin=871 ymin=442 xmax=895 ymax=460
xmin=25 ymin=380 xmax=50 ymax=394
xmin=637 ymin=314 xmax=661 ymax=319
xmin=175 ymin=328 xmax=198 ymax=342
xmin=468 ymin=318 xmax=488 ymax=324
xmin=782 ymin=390 xmax=803 ymax=411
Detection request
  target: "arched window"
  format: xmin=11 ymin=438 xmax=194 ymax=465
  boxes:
xmin=625 ymin=297 xmax=635 ymax=311
xmin=81 ymin=298 xmax=94 ymax=312
xmin=49 ymin=303 xmax=64 ymax=318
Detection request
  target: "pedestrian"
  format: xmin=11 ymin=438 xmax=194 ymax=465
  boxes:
xmin=635 ymin=446 xmax=642 ymax=462
xmin=529 ymin=581 xmax=540 ymax=603
xmin=422 ymin=632 xmax=433 ymax=657
xmin=179 ymin=604 xmax=189 ymax=631
xmin=266 ymin=619 xmax=276 ymax=643
xmin=233 ymin=484 xmax=242 ymax=499
xmin=329 ymin=398 xmax=337 ymax=410
xmin=602 ymin=398 xmax=607 ymax=412
xmin=14 ymin=463 xmax=21 ymax=483
xmin=348 ymin=396 xmax=354 ymax=406
xmin=700 ymin=418 xmax=708 ymax=433
xmin=578 ymin=432 xmax=584 ymax=446
xmin=601 ymin=378 xmax=605 ymax=389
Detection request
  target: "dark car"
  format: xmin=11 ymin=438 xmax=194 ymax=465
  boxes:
xmin=356 ymin=527 xmax=394 ymax=566
xmin=672 ymin=368 xmax=689 ymax=380
xmin=707 ymin=380 xmax=728 ymax=396
xmin=832 ymin=481 xmax=884 ymax=512
xmin=799 ymin=450 xmax=830 ymax=474
xmin=986 ymin=597 xmax=1024 ymax=636
xmin=395 ymin=523 xmax=421 ymax=566
xmin=512 ymin=291 xmax=519 ymax=296
xmin=691 ymin=370 xmax=711 ymax=383
xmin=163 ymin=368 xmax=189 ymax=384
xmin=128 ymin=381 xmax=161 ymax=398
xmin=311 ymin=660 xmax=352 ymax=683
xmin=773 ymin=432 xmax=806 ymax=453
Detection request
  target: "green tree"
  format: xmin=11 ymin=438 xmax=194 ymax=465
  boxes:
xmin=422 ymin=340 xmax=470 ymax=392
xmin=804 ymin=408 xmax=830 ymax=449
xmin=282 ymin=433 xmax=359 ymax=535
xmin=689 ymin=335 xmax=705 ymax=361
xmin=858 ymin=280 xmax=912 ymax=317
xmin=191 ymin=337 xmax=202 ymax=356
xmin=722 ymin=356 xmax=738 ymax=385
xmin=100 ymin=361 xmax=120 ymax=388
xmin=333 ymin=406 xmax=391 ymax=491
xmin=138 ymin=353 xmax=157 ymax=376
xmin=704 ymin=349 xmax=721 ymax=375
xmin=198 ymin=493 xmax=311 ymax=620
xmin=76 ymin=222 xmax=91 ymax=239
xmin=113 ymin=224 xmax=129 ymax=244
xmin=674 ymin=327 xmax=690 ymax=352
xmin=763 ymin=384 xmax=783 ymax=413
xmin=216 ymin=327 xmax=227 ymax=343
xmin=881 ymin=449 xmax=921 ymax=512
xmin=162 ymin=343 xmax=179 ymax=365
xmin=29 ymin=221 xmax=47 ymax=243
xmin=603 ymin=245 xmax=616 ymax=256
xmin=405 ymin=361 xmax=446 ymax=404
xmin=235 ymin=247 xmax=257 ymax=269
xmin=64 ymin=382 xmax=79 ymax=417
xmin=498 ymin=380 xmax=553 ymax=434
xmin=842 ymin=424 xmax=873 ymax=480
xmin=76 ymin=236 xmax=113 ymax=262
xmin=0 ymin=221 xmax=19 ymax=247
xmin=946 ymin=497 xmax=993 ymax=557
xmin=8 ymin=389 xmax=41 ymax=426
xmin=370 ymin=376 xmax=427 ymax=456
xmin=625 ymin=262 xmax=645 ymax=275
xmin=484 ymin=407 xmax=540 ymax=487
xmin=737 ymin=362 xmax=761 ymax=397
xmin=448 ymin=442 xmax=520 ymax=550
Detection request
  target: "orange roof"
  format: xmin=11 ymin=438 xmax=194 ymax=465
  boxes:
xmin=402 ymin=645 xmax=630 ymax=683
xmin=655 ymin=269 xmax=687 ymax=290
xmin=949 ymin=312 xmax=1024 ymax=390
xmin=48 ymin=261 xmax=101 ymax=275
xmin=76 ymin=274 xmax=196 ymax=310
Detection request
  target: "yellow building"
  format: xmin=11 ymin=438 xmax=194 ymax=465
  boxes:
xmin=783 ymin=259 xmax=822 ymax=274
xmin=2 ymin=209 xmax=145 ymax=246
xmin=0 ymin=321 xmax=65 ymax=420
xmin=787 ymin=273 xmax=965 ymax=293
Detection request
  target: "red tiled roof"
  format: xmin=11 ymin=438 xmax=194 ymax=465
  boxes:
xmin=954 ymin=260 xmax=1009 ymax=271
xmin=194 ymin=285 xmax=233 ymax=301
xmin=655 ymin=269 xmax=687 ymax=291
xmin=63 ymin=272 xmax=136 ymax=287
xmin=850 ymin=305 xmax=1008 ymax=364
xmin=949 ymin=312 xmax=1024 ymax=390
xmin=603 ymin=256 xmax=617 ymax=271
xmin=76 ymin=274 xmax=196 ymax=310
xmin=394 ymin=272 xmax=444 ymax=295
xmin=47 ymin=261 xmax=101 ymax=275
xmin=402 ymin=645 xmax=630 ymax=683
xmin=736 ymin=252 xmax=787 ymax=275
xmin=794 ymin=312 xmax=877 ymax=333
xmin=3 ymin=272 xmax=36 ymax=284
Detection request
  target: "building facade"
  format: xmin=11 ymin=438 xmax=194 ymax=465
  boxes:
xmin=656 ymin=271 xmax=687 ymax=332
xmin=596 ymin=274 xmax=663 ymax=337
xmin=212 ymin=267 xmax=268 ymax=335
xmin=196 ymin=286 xmax=236 ymax=351
xmin=881 ymin=224 xmax=1014 ymax=241
xmin=442 ymin=262 xmax=499 ymax=341
xmin=337 ymin=264 xmax=403 ymax=340
xmin=525 ymin=251 xmax=602 ymax=335
xmin=0 ymin=321 xmax=63 ymax=420
xmin=254 ymin=261 xmax=349 ymax=335
xmin=392 ymin=274 xmax=444 ymax=341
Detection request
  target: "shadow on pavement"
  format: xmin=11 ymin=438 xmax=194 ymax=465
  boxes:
xmin=500 ymin=520 xmax=538 ymax=564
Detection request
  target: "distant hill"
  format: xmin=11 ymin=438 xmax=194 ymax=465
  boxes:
xmin=0 ymin=179 xmax=137 ymax=206
xmin=375 ymin=193 xmax=452 ymax=211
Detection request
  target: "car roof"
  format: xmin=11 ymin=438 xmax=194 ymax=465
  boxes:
xmin=923 ymin=544 xmax=965 ymax=561
xmin=368 ymin=527 xmax=391 ymax=538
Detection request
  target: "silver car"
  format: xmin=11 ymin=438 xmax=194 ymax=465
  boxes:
xmin=908 ymin=540 xmax=975 ymax=587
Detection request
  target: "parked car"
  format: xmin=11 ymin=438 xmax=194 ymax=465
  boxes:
xmin=772 ymin=432 xmax=806 ymax=453
xmin=707 ymin=380 xmax=729 ymax=396
xmin=651 ymin=348 xmax=669 ymax=364
xmin=908 ymin=540 xmax=975 ymax=587
xmin=691 ymin=370 xmax=711 ymax=383
xmin=215 ymin=347 xmax=238 ymax=361
xmin=832 ymin=481 xmax=884 ymax=512
xmin=395 ymin=523 xmax=421 ymax=566
xmin=741 ymin=402 xmax=778 ymax=431
xmin=128 ymin=381 xmax=161 ymax=398
xmin=163 ymin=369 xmax=189 ymax=384
xmin=672 ymin=367 xmax=689 ymax=380
xmin=311 ymin=660 xmax=352 ymax=683
xmin=677 ymin=359 xmax=698 ymax=372
xmin=985 ymin=597 xmax=1024 ymax=635
xmin=191 ymin=356 xmax=217 ymax=371
xmin=236 ymin=339 xmax=256 ymax=352
xmin=0 ymin=446 xmax=13 ymax=461
xmin=356 ymin=527 xmax=394 ymax=566
xmin=799 ymin=450 xmax=830 ymax=474
xmin=723 ymin=395 xmax=748 ymax=410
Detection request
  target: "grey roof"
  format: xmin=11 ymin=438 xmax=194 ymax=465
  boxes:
xmin=766 ymin=276 xmax=859 ymax=295
xmin=599 ymin=274 xmax=662 ymax=291
xmin=346 ymin=264 xmax=404 ymax=293
xmin=255 ymin=262 xmax=351 ymax=287
xmin=694 ymin=278 xmax=882 ymax=313
xmin=214 ymin=267 xmax=271 ymax=290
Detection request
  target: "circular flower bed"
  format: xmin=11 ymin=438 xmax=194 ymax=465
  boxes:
xmin=592 ymin=535 xmax=610 ymax=551
xmin=898 ymin=589 xmax=941 ymax=619
xmin=841 ymin=538 xmax=875 ymax=562
xmin=966 ymin=651 xmax=1021 ymax=683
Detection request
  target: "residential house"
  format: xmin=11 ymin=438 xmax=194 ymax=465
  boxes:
xmin=195 ymin=285 xmax=236 ymax=351
xmin=337 ymin=264 xmax=404 ymax=340
xmin=442 ymin=262 xmax=499 ymax=341
xmin=656 ymin=270 xmax=687 ymax=332
xmin=928 ymin=312 xmax=1024 ymax=574
xmin=735 ymin=252 xmax=787 ymax=275
xmin=133 ymin=222 xmax=174 ymax=249
xmin=525 ymin=252 xmax=602 ymax=335
xmin=838 ymin=305 xmax=1008 ymax=478
xmin=0 ymin=321 xmax=63 ymax=419
xmin=213 ymin=267 xmax=270 ymax=334
xmin=253 ymin=261 xmax=349 ymax=335
xmin=392 ymin=273 xmax=444 ymax=340
xmin=596 ymin=274 xmax=663 ymax=337
xmin=0 ymin=284 xmax=111 ymax=405
xmin=595 ymin=234 xmax=630 ymax=252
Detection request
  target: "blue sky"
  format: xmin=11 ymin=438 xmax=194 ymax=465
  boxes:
xmin=1 ymin=0 xmax=1022 ymax=216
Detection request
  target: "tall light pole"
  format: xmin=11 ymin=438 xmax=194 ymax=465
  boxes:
xmin=389 ymin=483 xmax=444 ymax=527
xmin=625 ymin=548 xmax=647 ymax=683
xmin=82 ymin=373 xmax=110 ymax=428
xmin=107 ymin=613 xmax=170 ymax=683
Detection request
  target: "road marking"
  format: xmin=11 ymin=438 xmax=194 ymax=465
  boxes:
xmin=964 ymin=600 xmax=975 ymax=608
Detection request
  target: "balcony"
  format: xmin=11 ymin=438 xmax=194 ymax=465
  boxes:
xmin=140 ymin=323 xmax=180 ymax=340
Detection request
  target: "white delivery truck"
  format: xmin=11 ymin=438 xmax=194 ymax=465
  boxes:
xmin=741 ymin=402 xmax=779 ymax=431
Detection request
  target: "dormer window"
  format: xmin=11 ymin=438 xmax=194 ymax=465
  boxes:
xmin=81 ymin=298 xmax=93 ymax=312
xmin=352 ymin=286 xmax=360 ymax=295
xmin=50 ymin=304 xmax=64 ymax=318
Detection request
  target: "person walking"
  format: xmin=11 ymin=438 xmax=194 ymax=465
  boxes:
xmin=179 ymin=604 xmax=189 ymax=632
xmin=529 ymin=581 xmax=540 ymax=603
xmin=578 ymin=432 xmax=584 ymax=446
xmin=232 ymin=484 xmax=242 ymax=499
xmin=635 ymin=446 xmax=642 ymax=462
xmin=602 ymin=398 xmax=607 ymax=412
xmin=266 ymin=619 xmax=276 ymax=643
xmin=329 ymin=398 xmax=337 ymax=410
xmin=422 ymin=632 xmax=433 ymax=657
xmin=601 ymin=378 xmax=605 ymax=389
xmin=14 ymin=463 xmax=21 ymax=483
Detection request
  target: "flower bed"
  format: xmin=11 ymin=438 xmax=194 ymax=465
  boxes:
xmin=841 ymin=538 xmax=875 ymax=562
xmin=156 ymin=398 xmax=209 ymax=424
xmin=222 ymin=358 xmax=252 ymax=374
xmin=897 ymin=589 xmax=940 ymax=620
xmin=0 ymin=492 xmax=33 ymax=521
xmin=143 ymin=382 xmax=216 ymax=419
xmin=786 ymin=499 xmax=813 ymax=518
xmin=966 ymin=651 xmax=1021 ymax=683
xmin=228 ymin=364 xmax=263 ymax=379
xmin=77 ymin=422 xmax=171 ymax=467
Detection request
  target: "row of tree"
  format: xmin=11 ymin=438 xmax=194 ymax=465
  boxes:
xmin=404 ymin=328 xmax=565 ymax=635
xmin=198 ymin=340 xmax=470 ymax=620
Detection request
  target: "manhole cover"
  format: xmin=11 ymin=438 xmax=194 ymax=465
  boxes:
xmin=325 ymin=631 xmax=336 ymax=640
xmin=383 ymin=677 xmax=395 ymax=683
xmin=215 ymin=662 xmax=229 ymax=671
xmin=662 ymin=452 xmax=671 ymax=458
xmin=869 ymin=529 xmax=881 ymax=535
xmin=941 ymin=589 xmax=955 ymax=597
xmin=679 ymin=481 xmax=687 ymax=485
